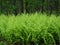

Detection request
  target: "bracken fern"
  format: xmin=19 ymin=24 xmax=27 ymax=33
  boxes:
xmin=0 ymin=13 xmax=60 ymax=45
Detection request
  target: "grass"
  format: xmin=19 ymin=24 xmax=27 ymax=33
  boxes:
xmin=0 ymin=13 xmax=60 ymax=45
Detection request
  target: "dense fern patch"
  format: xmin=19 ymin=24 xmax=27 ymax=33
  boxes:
xmin=0 ymin=13 xmax=60 ymax=45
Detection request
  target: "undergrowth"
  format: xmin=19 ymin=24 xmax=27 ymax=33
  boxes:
xmin=0 ymin=13 xmax=60 ymax=45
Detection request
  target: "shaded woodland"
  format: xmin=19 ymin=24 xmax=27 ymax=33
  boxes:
xmin=0 ymin=0 xmax=60 ymax=15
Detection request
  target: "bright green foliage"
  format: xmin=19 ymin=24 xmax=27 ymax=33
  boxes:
xmin=0 ymin=13 xmax=60 ymax=45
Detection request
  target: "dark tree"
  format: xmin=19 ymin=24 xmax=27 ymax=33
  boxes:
xmin=55 ymin=0 xmax=59 ymax=15
xmin=18 ymin=0 xmax=23 ymax=14
xmin=41 ymin=0 xmax=45 ymax=13
xmin=13 ymin=0 xmax=17 ymax=15
xmin=0 ymin=0 xmax=2 ymax=13
xmin=13 ymin=0 xmax=23 ymax=15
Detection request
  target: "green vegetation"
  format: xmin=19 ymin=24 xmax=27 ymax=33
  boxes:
xmin=0 ymin=13 xmax=60 ymax=45
xmin=0 ymin=0 xmax=60 ymax=14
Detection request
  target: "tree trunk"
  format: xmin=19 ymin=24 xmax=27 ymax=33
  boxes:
xmin=13 ymin=0 xmax=18 ymax=15
xmin=18 ymin=0 xmax=23 ymax=14
xmin=0 ymin=0 xmax=2 ymax=13
xmin=55 ymin=0 xmax=59 ymax=15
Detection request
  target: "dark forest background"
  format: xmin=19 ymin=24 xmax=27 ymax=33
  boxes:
xmin=0 ymin=0 xmax=60 ymax=15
